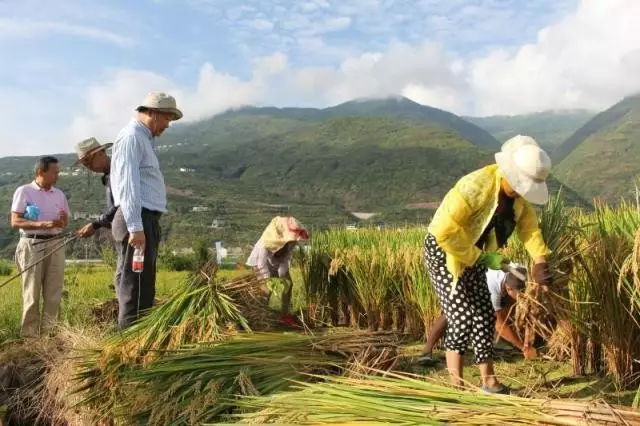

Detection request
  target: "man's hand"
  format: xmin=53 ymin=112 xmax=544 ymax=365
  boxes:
xmin=129 ymin=231 xmax=146 ymax=251
xmin=523 ymin=345 xmax=538 ymax=360
xmin=73 ymin=223 xmax=95 ymax=238
xmin=58 ymin=210 xmax=68 ymax=228
xmin=43 ymin=219 xmax=64 ymax=229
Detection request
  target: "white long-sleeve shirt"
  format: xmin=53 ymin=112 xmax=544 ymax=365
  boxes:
xmin=110 ymin=120 xmax=167 ymax=232
xmin=246 ymin=241 xmax=293 ymax=279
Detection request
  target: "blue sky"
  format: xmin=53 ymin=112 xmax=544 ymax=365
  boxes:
xmin=1 ymin=0 xmax=639 ymax=157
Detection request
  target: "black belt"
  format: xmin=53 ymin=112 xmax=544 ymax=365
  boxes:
xmin=142 ymin=208 xmax=162 ymax=218
xmin=21 ymin=233 xmax=58 ymax=240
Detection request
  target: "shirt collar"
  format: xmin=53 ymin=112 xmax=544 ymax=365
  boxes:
xmin=133 ymin=119 xmax=154 ymax=140
xmin=30 ymin=180 xmax=55 ymax=192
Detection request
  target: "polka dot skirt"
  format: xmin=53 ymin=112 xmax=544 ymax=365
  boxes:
xmin=423 ymin=233 xmax=495 ymax=364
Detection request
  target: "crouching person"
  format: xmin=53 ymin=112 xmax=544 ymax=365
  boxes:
xmin=247 ymin=216 xmax=308 ymax=325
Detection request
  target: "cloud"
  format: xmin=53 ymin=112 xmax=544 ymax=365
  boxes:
xmin=4 ymin=0 xmax=640 ymax=157
xmin=247 ymin=18 xmax=274 ymax=31
xmin=469 ymin=0 xmax=640 ymax=114
xmin=0 ymin=18 xmax=135 ymax=47
xmin=66 ymin=42 xmax=466 ymax=145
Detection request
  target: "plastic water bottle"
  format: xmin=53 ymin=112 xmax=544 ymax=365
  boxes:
xmin=132 ymin=248 xmax=144 ymax=273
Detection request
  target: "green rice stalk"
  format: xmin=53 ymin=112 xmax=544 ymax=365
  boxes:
xmin=78 ymin=330 xmax=401 ymax=425
xmin=230 ymin=371 xmax=640 ymax=425
xmin=72 ymin=263 xmax=265 ymax=418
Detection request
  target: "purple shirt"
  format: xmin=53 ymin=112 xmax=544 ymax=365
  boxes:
xmin=11 ymin=181 xmax=70 ymax=235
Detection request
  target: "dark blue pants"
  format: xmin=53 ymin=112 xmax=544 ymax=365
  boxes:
xmin=112 ymin=208 xmax=161 ymax=329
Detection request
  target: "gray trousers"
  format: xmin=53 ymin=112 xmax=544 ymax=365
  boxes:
xmin=112 ymin=208 xmax=161 ymax=329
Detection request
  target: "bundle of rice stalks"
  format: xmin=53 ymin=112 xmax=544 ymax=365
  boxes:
xmin=232 ymin=371 xmax=640 ymax=425
xmin=1 ymin=326 xmax=104 ymax=425
xmin=295 ymin=232 xmax=360 ymax=327
xmin=334 ymin=245 xmax=400 ymax=330
xmin=508 ymin=193 xmax=583 ymax=354
xmin=73 ymin=263 xmax=269 ymax=419
xmin=78 ymin=330 xmax=402 ymax=425
xmin=98 ymin=263 xmax=267 ymax=363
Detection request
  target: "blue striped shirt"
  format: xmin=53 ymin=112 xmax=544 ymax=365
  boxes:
xmin=111 ymin=120 xmax=167 ymax=233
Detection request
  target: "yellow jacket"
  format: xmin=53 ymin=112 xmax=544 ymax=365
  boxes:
xmin=427 ymin=164 xmax=550 ymax=284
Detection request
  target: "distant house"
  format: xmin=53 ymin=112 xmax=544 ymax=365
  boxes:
xmin=180 ymin=167 xmax=196 ymax=173
xmin=73 ymin=212 xmax=89 ymax=220
xmin=345 ymin=223 xmax=358 ymax=231
xmin=229 ymin=247 xmax=244 ymax=256
xmin=171 ymin=247 xmax=194 ymax=256
xmin=209 ymin=219 xmax=225 ymax=229
xmin=192 ymin=206 xmax=210 ymax=212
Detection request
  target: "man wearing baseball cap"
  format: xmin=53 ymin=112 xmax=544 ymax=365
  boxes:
xmin=110 ymin=92 xmax=182 ymax=329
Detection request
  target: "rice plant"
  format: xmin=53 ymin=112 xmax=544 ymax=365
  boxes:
xmin=76 ymin=330 xmax=401 ymax=425
xmin=73 ymin=263 xmax=267 ymax=417
xmin=231 ymin=371 xmax=640 ymax=425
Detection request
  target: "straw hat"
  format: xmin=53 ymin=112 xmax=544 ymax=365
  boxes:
xmin=259 ymin=216 xmax=309 ymax=252
xmin=495 ymin=135 xmax=551 ymax=205
xmin=73 ymin=137 xmax=113 ymax=166
xmin=135 ymin=92 xmax=183 ymax=120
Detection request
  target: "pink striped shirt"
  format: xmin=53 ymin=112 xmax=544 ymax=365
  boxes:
xmin=11 ymin=181 xmax=70 ymax=235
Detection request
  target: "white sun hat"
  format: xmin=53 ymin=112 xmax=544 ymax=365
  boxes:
xmin=135 ymin=92 xmax=183 ymax=120
xmin=495 ymin=135 xmax=552 ymax=205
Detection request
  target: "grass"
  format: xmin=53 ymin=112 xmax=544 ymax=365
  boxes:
xmin=0 ymin=263 xmax=194 ymax=343
xmin=0 ymin=259 xmax=247 ymax=343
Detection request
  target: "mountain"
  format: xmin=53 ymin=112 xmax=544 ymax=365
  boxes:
xmin=465 ymin=110 xmax=594 ymax=154
xmin=554 ymin=94 xmax=640 ymax=201
xmin=177 ymin=96 xmax=501 ymax=150
xmin=323 ymin=97 xmax=500 ymax=150
xmin=0 ymin=97 xmax=585 ymax=256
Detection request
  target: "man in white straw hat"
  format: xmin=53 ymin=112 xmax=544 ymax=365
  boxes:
xmin=423 ymin=134 xmax=553 ymax=394
xmin=110 ymin=92 xmax=182 ymax=329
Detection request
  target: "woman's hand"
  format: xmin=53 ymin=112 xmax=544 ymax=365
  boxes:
xmin=531 ymin=262 xmax=552 ymax=286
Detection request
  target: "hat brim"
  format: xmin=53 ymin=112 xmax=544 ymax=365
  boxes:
xmin=495 ymin=152 xmax=549 ymax=205
xmin=73 ymin=143 xmax=113 ymax=166
xmin=136 ymin=106 xmax=183 ymax=120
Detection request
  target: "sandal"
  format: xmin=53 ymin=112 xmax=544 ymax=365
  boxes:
xmin=415 ymin=354 xmax=438 ymax=366
xmin=481 ymin=384 xmax=511 ymax=395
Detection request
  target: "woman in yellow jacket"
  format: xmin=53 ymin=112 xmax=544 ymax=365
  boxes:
xmin=424 ymin=135 xmax=553 ymax=393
